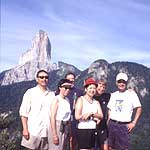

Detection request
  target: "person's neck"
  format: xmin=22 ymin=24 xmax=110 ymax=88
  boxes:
xmin=84 ymin=94 xmax=93 ymax=103
xmin=96 ymin=92 xmax=103 ymax=96
xmin=59 ymin=93 xmax=65 ymax=99
xmin=118 ymin=89 xmax=126 ymax=93
xmin=38 ymin=85 xmax=47 ymax=92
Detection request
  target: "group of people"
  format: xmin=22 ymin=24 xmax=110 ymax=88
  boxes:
xmin=19 ymin=70 xmax=142 ymax=150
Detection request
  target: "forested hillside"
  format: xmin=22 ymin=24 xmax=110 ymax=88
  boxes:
xmin=0 ymin=60 xmax=150 ymax=150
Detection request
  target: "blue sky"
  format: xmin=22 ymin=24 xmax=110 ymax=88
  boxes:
xmin=1 ymin=0 xmax=150 ymax=72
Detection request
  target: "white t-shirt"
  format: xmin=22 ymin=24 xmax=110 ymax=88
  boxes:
xmin=107 ymin=90 xmax=141 ymax=122
xmin=78 ymin=96 xmax=99 ymax=129
xmin=19 ymin=85 xmax=55 ymax=137
xmin=55 ymin=95 xmax=71 ymax=121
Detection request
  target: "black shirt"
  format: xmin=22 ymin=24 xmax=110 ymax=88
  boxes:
xmin=94 ymin=93 xmax=110 ymax=130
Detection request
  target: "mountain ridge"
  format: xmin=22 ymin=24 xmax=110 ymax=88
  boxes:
xmin=0 ymin=59 xmax=150 ymax=149
xmin=0 ymin=30 xmax=150 ymax=149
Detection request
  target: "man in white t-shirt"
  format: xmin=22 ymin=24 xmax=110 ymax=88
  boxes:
xmin=19 ymin=70 xmax=55 ymax=150
xmin=107 ymin=72 xmax=142 ymax=150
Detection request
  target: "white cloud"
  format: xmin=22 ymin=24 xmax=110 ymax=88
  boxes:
xmin=1 ymin=0 xmax=150 ymax=72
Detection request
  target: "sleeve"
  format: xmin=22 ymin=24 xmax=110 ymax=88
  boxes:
xmin=107 ymin=93 xmax=114 ymax=110
xmin=19 ymin=89 xmax=31 ymax=117
xmin=131 ymin=91 xmax=142 ymax=108
xmin=75 ymin=88 xmax=82 ymax=98
xmin=48 ymin=92 xmax=56 ymax=116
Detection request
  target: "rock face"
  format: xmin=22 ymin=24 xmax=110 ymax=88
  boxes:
xmin=19 ymin=30 xmax=51 ymax=65
xmin=76 ymin=59 xmax=150 ymax=98
xmin=0 ymin=30 xmax=54 ymax=85
xmin=88 ymin=59 xmax=109 ymax=80
xmin=57 ymin=61 xmax=81 ymax=77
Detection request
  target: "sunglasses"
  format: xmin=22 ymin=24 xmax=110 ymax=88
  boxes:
xmin=38 ymin=76 xmax=49 ymax=79
xmin=60 ymin=85 xmax=72 ymax=90
xmin=117 ymin=79 xmax=127 ymax=84
xmin=70 ymin=81 xmax=75 ymax=84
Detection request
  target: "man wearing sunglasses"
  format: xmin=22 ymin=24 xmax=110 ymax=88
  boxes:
xmin=19 ymin=70 xmax=55 ymax=150
xmin=107 ymin=72 xmax=142 ymax=150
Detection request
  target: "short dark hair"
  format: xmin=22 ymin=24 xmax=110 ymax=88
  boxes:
xmin=36 ymin=70 xmax=48 ymax=77
xmin=65 ymin=72 xmax=76 ymax=78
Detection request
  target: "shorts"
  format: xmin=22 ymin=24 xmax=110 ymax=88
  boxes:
xmin=108 ymin=120 xmax=130 ymax=149
xmin=96 ymin=129 xmax=108 ymax=146
xmin=76 ymin=129 xmax=95 ymax=149
xmin=21 ymin=135 xmax=48 ymax=150
xmin=48 ymin=120 xmax=70 ymax=150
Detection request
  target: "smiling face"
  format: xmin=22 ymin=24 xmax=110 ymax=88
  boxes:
xmin=65 ymin=74 xmax=75 ymax=87
xmin=36 ymin=71 xmax=49 ymax=88
xmin=116 ymin=79 xmax=127 ymax=92
xmin=85 ymin=84 xmax=97 ymax=97
xmin=59 ymin=83 xmax=72 ymax=97
xmin=97 ymin=81 xmax=106 ymax=95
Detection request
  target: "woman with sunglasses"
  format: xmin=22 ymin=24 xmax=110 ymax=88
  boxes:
xmin=49 ymin=79 xmax=72 ymax=150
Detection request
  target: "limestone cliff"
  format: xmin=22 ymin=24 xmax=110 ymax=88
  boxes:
xmin=1 ymin=30 xmax=53 ymax=85
xmin=19 ymin=30 xmax=51 ymax=65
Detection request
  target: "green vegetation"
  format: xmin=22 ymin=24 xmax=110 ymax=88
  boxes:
xmin=0 ymin=112 xmax=22 ymax=150
xmin=0 ymin=60 xmax=150 ymax=149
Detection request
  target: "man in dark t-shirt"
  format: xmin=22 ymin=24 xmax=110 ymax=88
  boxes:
xmin=65 ymin=72 xmax=83 ymax=150
xmin=94 ymin=79 xmax=110 ymax=150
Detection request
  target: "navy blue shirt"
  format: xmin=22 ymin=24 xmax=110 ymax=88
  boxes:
xmin=67 ymin=86 xmax=83 ymax=134
xmin=67 ymin=86 xmax=83 ymax=112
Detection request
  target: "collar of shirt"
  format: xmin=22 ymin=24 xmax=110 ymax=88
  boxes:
xmin=36 ymin=85 xmax=49 ymax=96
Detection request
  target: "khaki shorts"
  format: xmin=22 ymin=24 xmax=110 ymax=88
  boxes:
xmin=21 ymin=135 xmax=48 ymax=150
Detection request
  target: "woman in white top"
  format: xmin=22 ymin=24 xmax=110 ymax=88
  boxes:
xmin=49 ymin=79 xmax=72 ymax=150
xmin=75 ymin=77 xmax=103 ymax=150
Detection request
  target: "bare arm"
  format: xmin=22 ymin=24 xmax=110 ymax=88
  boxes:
xmin=94 ymin=101 xmax=103 ymax=119
xmin=92 ymin=101 xmax=103 ymax=124
xmin=75 ymin=97 xmax=83 ymax=120
xmin=107 ymin=109 xmax=111 ymax=125
xmin=50 ymin=98 xmax=59 ymax=145
xmin=21 ymin=116 xmax=29 ymax=140
xmin=132 ymin=107 xmax=142 ymax=124
xmin=127 ymin=107 xmax=142 ymax=132
xmin=75 ymin=97 xmax=92 ymax=121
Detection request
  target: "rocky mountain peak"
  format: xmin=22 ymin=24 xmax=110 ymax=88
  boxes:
xmin=0 ymin=30 xmax=53 ymax=85
xmin=19 ymin=30 xmax=51 ymax=65
xmin=88 ymin=59 xmax=109 ymax=80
